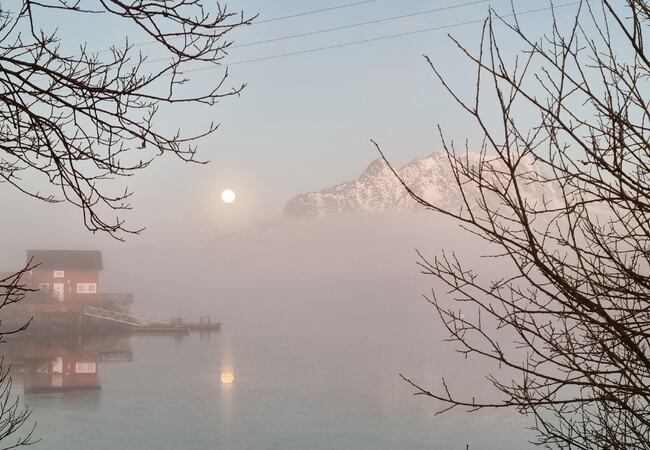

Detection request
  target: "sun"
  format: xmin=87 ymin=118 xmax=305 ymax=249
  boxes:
xmin=221 ymin=189 xmax=236 ymax=204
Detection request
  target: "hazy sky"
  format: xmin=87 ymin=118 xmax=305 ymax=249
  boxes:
xmin=0 ymin=0 xmax=566 ymax=249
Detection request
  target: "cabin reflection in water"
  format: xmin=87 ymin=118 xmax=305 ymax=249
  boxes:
xmin=24 ymin=354 xmax=98 ymax=392
xmin=10 ymin=335 xmax=132 ymax=393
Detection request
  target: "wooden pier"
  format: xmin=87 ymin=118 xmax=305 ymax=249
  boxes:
xmin=12 ymin=302 xmax=221 ymax=337
xmin=131 ymin=316 xmax=220 ymax=335
xmin=186 ymin=316 xmax=221 ymax=332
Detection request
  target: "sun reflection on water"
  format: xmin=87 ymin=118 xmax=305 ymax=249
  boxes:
xmin=220 ymin=371 xmax=235 ymax=384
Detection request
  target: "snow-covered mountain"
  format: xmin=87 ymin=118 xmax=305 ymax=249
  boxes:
xmin=284 ymin=152 xmax=558 ymax=217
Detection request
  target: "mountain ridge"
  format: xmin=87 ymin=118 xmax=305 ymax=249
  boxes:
xmin=284 ymin=152 xmax=557 ymax=217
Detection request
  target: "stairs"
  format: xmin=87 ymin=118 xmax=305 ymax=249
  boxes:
xmin=82 ymin=305 xmax=172 ymax=327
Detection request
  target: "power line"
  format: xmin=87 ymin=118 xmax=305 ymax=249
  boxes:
xmin=142 ymin=0 xmax=492 ymax=67
xmin=96 ymin=0 xmax=383 ymax=54
xmin=254 ymin=0 xmax=380 ymax=25
xmin=234 ymin=0 xmax=492 ymax=49
xmin=183 ymin=2 xmax=578 ymax=72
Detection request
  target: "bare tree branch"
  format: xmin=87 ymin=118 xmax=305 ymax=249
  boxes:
xmin=382 ymin=1 xmax=650 ymax=448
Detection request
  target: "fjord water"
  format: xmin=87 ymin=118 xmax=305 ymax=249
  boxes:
xmin=21 ymin=331 xmax=534 ymax=450
xmin=17 ymin=215 xmax=536 ymax=449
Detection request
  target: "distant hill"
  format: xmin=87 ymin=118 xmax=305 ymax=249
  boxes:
xmin=285 ymin=152 xmax=558 ymax=217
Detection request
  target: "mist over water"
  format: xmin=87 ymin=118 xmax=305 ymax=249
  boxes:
xmin=7 ymin=213 xmax=536 ymax=449
xmin=21 ymin=332 xmax=532 ymax=450
xmin=0 ymin=0 xmax=639 ymax=446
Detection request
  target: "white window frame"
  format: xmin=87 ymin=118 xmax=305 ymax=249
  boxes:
xmin=76 ymin=283 xmax=97 ymax=294
xmin=53 ymin=270 xmax=64 ymax=278
xmin=75 ymin=362 xmax=96 ymax=374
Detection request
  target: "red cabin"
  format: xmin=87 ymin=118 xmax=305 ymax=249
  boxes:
xmin=27 ymin=250 xmax=103 ymax=305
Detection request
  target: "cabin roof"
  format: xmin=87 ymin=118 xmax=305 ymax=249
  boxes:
xmin=26 ymin=250 xmax=103 ymax=271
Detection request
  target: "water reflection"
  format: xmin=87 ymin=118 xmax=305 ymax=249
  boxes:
xmin=220 ymin=371 xmax=235 ymax=384
xmin=3 ymin=331 xmax=534 ymax=450
xmin=8 ymin=335 xmax=132 ymax=393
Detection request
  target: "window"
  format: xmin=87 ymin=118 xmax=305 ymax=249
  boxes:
xmin=75 ymin=362 xmax=96 ymax=374
xmin=76 ymin=283 xmax=97 ymax=294
xmin=53 ymin=270 xmax=64 ymax=278
xmin=38 ymin=283 xmax=50 ymax=292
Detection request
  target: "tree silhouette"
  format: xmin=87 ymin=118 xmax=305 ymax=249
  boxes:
xmin=0 ymin=1 xmax=253 ymax=446
xmin=1 ymin=0 xmax=254 ymax=238
xmin=0 ymin=265 xmax=35 ymax=449
xmin=382 ymin=1 xmax=650 ymax=448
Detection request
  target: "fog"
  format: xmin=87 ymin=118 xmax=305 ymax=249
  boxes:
xmin=0 ymin=0 xmax=642 ymax=447
xmin=3 ymin=211 xmax=514 ymax=390
xmin=1 ymin=208 xmax=535 ymax=449
xmin=0 ymin=0 xmax=563 ymax=446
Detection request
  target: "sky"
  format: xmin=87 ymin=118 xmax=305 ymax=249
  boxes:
xmin=0 ymin=0 xmax=572 ymax=251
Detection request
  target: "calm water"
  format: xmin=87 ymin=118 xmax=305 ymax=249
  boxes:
xmin=13 ymin=329 xmax=536 ymax=450
xmin=10 ymin=218 xmax=539 ymax=449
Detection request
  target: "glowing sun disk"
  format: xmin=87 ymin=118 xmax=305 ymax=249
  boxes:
xmin=221 ymin=189 xmax=236 ymax=204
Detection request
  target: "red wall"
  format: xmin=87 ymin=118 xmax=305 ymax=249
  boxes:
xmin=31 ymin=269 xmax=100 ymax=303
xmin=23 ymin=353 xmax=99 ymax=391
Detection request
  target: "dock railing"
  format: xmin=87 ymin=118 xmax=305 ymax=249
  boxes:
xmin=82 ymin=305 xmax=172 ymax=327
xmin=128 ymin=307 xmax=173 ymax=325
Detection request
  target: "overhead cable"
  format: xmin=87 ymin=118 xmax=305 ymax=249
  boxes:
xmin=182 ymin=2 xmax=579 ymax=71
xmin=254 ymin=0 xmax=381 ymax=24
